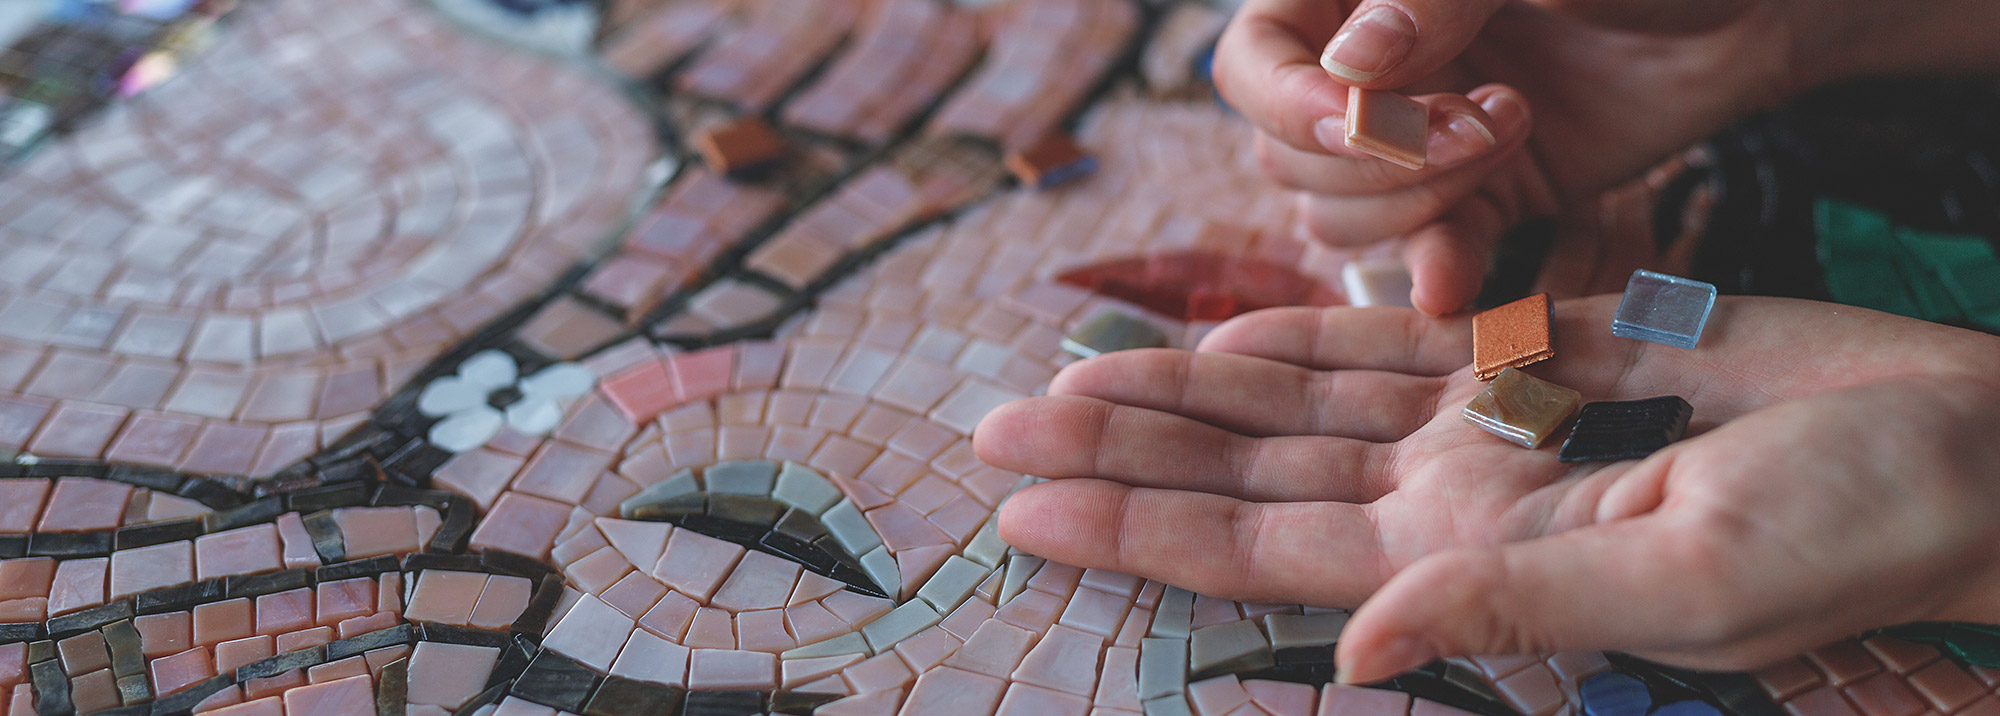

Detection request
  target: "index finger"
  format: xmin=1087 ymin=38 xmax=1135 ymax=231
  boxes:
xmin=1214 ymin=0 xmax=1354 ymax=154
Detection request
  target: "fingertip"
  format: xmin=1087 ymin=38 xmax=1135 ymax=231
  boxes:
xmin=971 ymin=398 xmax=1039 ymax=464
xmin=1404 ymin=239 xmax=1483 ymax=316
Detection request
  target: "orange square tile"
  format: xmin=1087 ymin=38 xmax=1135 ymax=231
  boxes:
xmin=1472 ymin=293 xmax=1553 ymax=380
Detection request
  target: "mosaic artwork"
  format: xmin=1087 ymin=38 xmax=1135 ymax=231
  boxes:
xmin=0 ymin=0 xmax=1993 ymax=715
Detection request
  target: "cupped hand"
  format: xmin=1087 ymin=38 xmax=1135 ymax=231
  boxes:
xmin=973 ymin=297 xmax=2000 ymax=681
xmin=1214 ymin=0 xmax=1825 ymax=313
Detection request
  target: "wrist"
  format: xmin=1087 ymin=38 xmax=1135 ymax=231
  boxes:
xmin=1794 ymin=0 xmax=2000 ymax=87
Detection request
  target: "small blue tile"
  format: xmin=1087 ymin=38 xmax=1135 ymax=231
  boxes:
xmin=1649 ymin=699 xmax=1725 ymax=716
xmin=1579 ymin=672 xmax=1652 ymax=716
xmin=1612 ymin=270 xmax=1717 ymax=349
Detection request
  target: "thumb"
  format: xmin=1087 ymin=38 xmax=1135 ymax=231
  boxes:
xmin=1331 ymin=516 xmax=1733 ymax=683
xmin=1319 ymin=0 xmax=1507 ymax=88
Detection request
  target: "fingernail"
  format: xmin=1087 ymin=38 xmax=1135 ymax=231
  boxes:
xmin=1425 ymin=112 xmax=1496 ymax=167
xmin=1321 ymin=5 xmax=1417 ymax=83
xmin=1337 ymin=637 xmax=1437 ymax=684
xmin=1313 ymin=115 xmax=1347 ymax=153
xmin=1479 ymin=90 xmax=1526 ymax=134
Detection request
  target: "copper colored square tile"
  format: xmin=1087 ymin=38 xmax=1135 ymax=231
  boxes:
xmin=1472 ymin=293 xmax=1554 ymax=380
xmin=694 ymin=117 xmax=786 ymax=177
xmin=1345 ymin=86 xmax=1429 ymax=170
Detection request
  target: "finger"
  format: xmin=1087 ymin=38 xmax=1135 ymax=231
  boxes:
xmin=1259 ymin=85 xmax=1531 ymax=196
xmin=1214 ymin=0 xmax=1355 ymax=154
xmin=998 ymin=478 xmax=1389 ymax=605
xmin=1334 ymin=513 xmax=1739 ymax=684
xmin=1196 ymin=306 xmax=1472 ymax=376
xmin=1320 ymin=0 xmax=1507 ymax=88
xmin=973 ymin=395 xmax=1391 ymax=503
xmin=1049 ymin=348 xmax=1445 ymax=442
xmin=1401 ymin=188 xmax=1512 ymax=315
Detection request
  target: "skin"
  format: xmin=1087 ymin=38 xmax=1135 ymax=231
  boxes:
xmin=975 ymin=297 xmax=2000 ymax=682
xmin=1216 ymin=0 xmax=2000 ymax=314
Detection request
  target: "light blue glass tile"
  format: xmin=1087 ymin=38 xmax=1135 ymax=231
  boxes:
xmin=1612 ymin=270 xmax=1717 ymax=349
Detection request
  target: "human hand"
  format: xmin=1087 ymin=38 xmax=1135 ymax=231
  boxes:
xmin=1214 ymin=0 xmax=1818 ymax=313
xmin=973 ymin=296 xmax=2000 ymax=681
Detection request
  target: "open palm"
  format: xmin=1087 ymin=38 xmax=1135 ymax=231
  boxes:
xmin=975 ymin=296 xmax=2000 ymax=678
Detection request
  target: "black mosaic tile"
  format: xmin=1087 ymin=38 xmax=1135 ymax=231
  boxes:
xmin=375 ymin=655 xmax=409 ymax=716
xmin=480 ymin=548 xmax=556 ymax=581
xmin=24 ymin=460 xmax=108 ymax=478
xmin=315 ymin=458 xmax=378 ymax=486
xmin=148 ymin=673 xmax=233 ymax=715
xmin=47 ymin=600 xmax=134 ymax=638
xmin=1558 ymin=396 xmax=1694 ymax=463
xmin=114 ymin=519 xmax=205 ymax=551
xmin=510 ymin=574 xmax=565 ymax=636
xmin=105 ymin=467 xmax=184 ymax=492
xmin=623 ymin=493 xmax=707 ymax=522
xmin=403 ymin=553 xmax=484 ymax=573
xmin=0 ymin=622 xmax=44 ymax=643
xmin=581 ymin=675 xmax=683 ymax=716
xmin=27 ymin=530 xmax=114 ymax=558
xmin=369 ymin=484 xmax=450 ymax=510
xmin=312 ymin=556 xmax=401 ymax=583
xmin=326 ymin=624 xmax=413 ymax=661
xmin=115 ymin=672 xmax=150 ymax=706
xmin=415 ymin=621 xmax=511 ymax=648
xmin=682 ymin=689 xmax=765 ymax=716
xmin=175 ymin=478 xmax=247 ymax=510
xmin=29 ymin=659 xmax=69 ymax=715
xmin=759 ymin=530 xmax=839 ymax=575
xmin=135 ymin=579 xmax=225 ymax=615
xmin=1383 ymin=672 xmax=1522 ymax=716
xmin=455 ymin=679 xmax=512 ymax=716
xmin=237 ymin=645 xmax=326 ymax=680
xmin=301 ymin=511 xmax=347 ymax=563
xmin=484 ymin=636 xmax=538 ymax=691
xmin=425 ymin=496 xmax=476 ymax=553
xmin=0 ymin=534 xmax=25 ymax=559
xmin=673 ymin=514 xmax=768 ymax=548
xmin=769 ymin=690 xmax=843 ymax=715
xmin=284 ymin=482 xmax=370 ymax=513
xmin=103 ymin=620 xmax=146 ymax=678
xmin=380 ymin=440 xmax=452 ymax=485
xmin=225 ymin=568 xmax=311 ymax=599
xmin=201 ymin=495 xmax=285 ymax=533
xmin=510 ymin=649 xmax=600 ymax=712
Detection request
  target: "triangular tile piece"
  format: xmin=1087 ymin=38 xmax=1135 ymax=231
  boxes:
xmin=594 ymin=518 xmax=673 ymax=571
xmin=814 ymin=687 xmax=903 ymax=716
xmin=895 ymin=544 xmax=956 ymax=599
xmin=790 ymin=571 xmax=846 ymax=607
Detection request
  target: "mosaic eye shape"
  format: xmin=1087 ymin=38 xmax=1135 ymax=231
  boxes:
xmin=1612 ymin=271 xmax=1718 ymax=349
